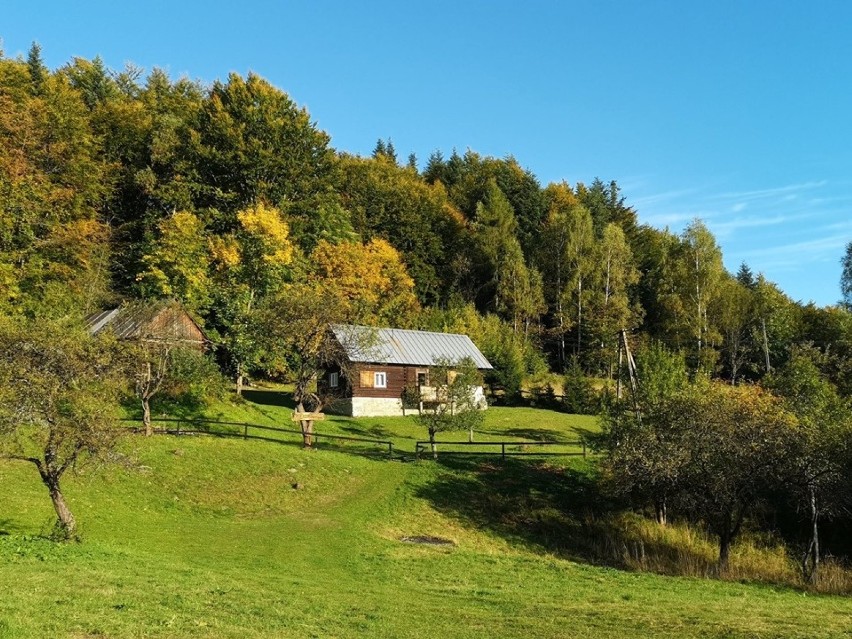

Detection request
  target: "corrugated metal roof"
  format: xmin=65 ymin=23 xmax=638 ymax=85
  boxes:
xmin=331 ymin=324 xmax=493 ymax=369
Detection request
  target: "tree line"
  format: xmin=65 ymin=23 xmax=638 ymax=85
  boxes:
xmin=3 ymin=45 xmax=851 ymax=397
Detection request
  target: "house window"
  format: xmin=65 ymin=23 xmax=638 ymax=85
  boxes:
xmin=374 ymin=372 xmax=387 ymax=388
xmin=329 ymin=372 xmax=339 ymax=388
xmin=416 ymin=370 xmax=428 ymax=387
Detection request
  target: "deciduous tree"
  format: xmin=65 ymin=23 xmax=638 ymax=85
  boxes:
xmin=310 ymin=238 xmax=420 ymax=327
xmin=0 ymin=319 xmax=127 ymax=539
xmin=209 ymin=202 xmax=294 ymax=394
xmin=137 ymin=210 xmax=211 ymax=313
xmin=415 ymin=358 xmax=485 ymax=457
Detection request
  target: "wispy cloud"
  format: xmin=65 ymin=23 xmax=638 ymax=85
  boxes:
xmin=631 ymin=187 xmax=700 ymax=209
xmin=742 ymin=233 xmax=849 ymax=260
xmin=640 ymin=211 xmax=698 ymax=228
xmin=711 ymin=214 xmax=793 ymax=236
xmin=630 ymin=178 xmax=849 ymax=305
xmin=712 ymin=180 xmax=827 ymax=202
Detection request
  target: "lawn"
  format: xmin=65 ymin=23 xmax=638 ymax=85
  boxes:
xmin=145 ymin=388 xmax=600 ymax=456
xmin=0 ymin=393 xmax=849 ymax=638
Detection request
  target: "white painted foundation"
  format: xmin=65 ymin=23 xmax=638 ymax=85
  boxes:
xmin=331 ymin=387 xmax=489 ymax=417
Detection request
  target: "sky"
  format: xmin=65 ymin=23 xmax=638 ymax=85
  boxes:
xmin=3 ymin=1 xmax=851 ymax=306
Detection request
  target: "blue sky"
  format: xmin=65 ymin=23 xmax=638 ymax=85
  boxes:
xmin=4 ymin=1 xmax=851 ymax=305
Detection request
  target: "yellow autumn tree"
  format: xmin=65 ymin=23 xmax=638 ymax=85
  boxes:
xmin=138 ymin=211 xmax=211 ymax=312
xmin=310 ymin=238 xmax=419 ymax=327
xmin=209 ymin=202 xmax=295 ymax=394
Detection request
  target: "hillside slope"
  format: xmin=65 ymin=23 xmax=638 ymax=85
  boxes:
xmin=0 ymin=399 xmax=849 ymax=638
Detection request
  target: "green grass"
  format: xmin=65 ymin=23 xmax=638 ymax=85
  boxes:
xmin=0 ymin=394 xmax=850 ymax=638
xmin=142 ymin=389 xmax=600 ymax=456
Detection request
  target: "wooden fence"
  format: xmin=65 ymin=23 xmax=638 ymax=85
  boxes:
xmin=124 ymin=418 xmax=590 ymax=461
xmin=124 ymin=418 xmax=396 ymax=457
xmin=414 ymin=439 xmax=587 ymax=460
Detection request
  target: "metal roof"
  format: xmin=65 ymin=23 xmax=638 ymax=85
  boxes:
xmin=331 ymin=324 xmax=492 ymax=369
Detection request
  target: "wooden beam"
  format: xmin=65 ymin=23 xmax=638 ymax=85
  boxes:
xmin=291 ymin=412 xmax=325 ymax=422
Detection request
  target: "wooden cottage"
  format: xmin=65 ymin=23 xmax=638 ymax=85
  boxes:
xmin=324 ymin=324 xmax=492 ymax=417
xmin=85 ymin=300 xmax=207 ymax=350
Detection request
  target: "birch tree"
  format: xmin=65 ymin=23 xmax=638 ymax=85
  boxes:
xmin=678 ymin=219 xmax=723 ymax=369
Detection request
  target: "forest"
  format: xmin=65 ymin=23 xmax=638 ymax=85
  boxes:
xmin=2 ymin=45 xmax=852 ymax=583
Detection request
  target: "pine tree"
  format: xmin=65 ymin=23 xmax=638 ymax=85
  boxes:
xmin=26 ymin=41 xmax=48 ymax=95
xmin=736 ymin=261 xmax=756 ymax=289
xmin=372 ymin=138 xmax=387 ymax=158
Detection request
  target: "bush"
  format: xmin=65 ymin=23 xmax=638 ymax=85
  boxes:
xmin=155 ymin=349 xmax=228 ymax=416
xmin=562 ymin=358 xmax=597 ymax=414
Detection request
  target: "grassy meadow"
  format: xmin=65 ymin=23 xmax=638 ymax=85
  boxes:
xmin=0 ymin=391 xmax=850 ymax=638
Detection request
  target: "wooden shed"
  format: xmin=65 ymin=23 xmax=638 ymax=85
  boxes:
xmin=324 ymin=324 xmax=492 ymax=417
xmin=85 ymin=300 xmax=207 ymax=350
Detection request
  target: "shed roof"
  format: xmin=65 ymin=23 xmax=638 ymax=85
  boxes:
xmin=331 ymin=324 xmax=492 ymax=369
xmin=85 ymin=300 xmax=206 ymax=343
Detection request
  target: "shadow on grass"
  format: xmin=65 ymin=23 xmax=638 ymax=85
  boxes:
xmin=339 ymin=423 xmax=397 ymax=440
xmin=0 ymin=519 xmax=25 ymax=536
xmin=145 ymin=423 xmax=398 ymax=462
xmin=121 ymin=395 xmax=214 ymax=423
xmin=415 ymin=456 xmax=712 ymax=572
xmin=478 ymin=427 xmax=571 ymax=443
xmin=241 ymin=389 xmax=296 ymax=410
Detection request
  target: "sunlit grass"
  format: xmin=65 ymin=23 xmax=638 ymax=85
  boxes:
xmin=0 ymin=396 xmax=850 ymax=638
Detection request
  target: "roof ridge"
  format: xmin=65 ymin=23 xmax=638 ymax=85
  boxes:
xmin=333 ymin=323 xmax=472 ymax=340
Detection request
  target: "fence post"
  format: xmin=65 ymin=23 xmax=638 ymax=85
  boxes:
xmin=501 ymin=443 xmax=506 ymax=461
xmin=582 ymin=441 xmax=586 ymax=458
xmin=388 ymin=441 xmax=394 ymax=457
xmin=244 ymin=423 xmax=248 ymax=440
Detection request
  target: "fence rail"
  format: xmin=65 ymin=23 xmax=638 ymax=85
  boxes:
xmin=123 ymin=418 xmax=589 ymax=461
xmin=122 ymin=417 xmax=395 ymax=456
xmin=414 ymin=439 xmax=586 ymax=460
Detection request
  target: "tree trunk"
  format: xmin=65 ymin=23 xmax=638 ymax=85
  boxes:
xmin=558 ymin=304 xmax=566 ymax=373
xmin=802 ymin=485 xmax=820 ymax=583
xmin=654 ymin=497 xmax=667 ymax=526
xmin=717 ymin=509 xmax=743 ymax=573
xmin=46 ymin=475 xmax=76 ymax=540
xmin=301 ymin=419 xmax=314 ymax=448
xmin=576 ymin=276 xmax=583 ymax=356
xmin=468 ymin=427 xmax=474 ymax=443
xmin=719 ymin=533 xmax=731 ymax=572
xmin=761 ymin=318 xmax=771 ymax=373
xmin=235 ymin=362 xmax=244 ymax=397
xmin=429 ymin=430 xmax=438 ymax=459
xmin=295 ymin=400 xmax=313 ymax=448
xmin=142 ymin=396 xmax=153 ymax=437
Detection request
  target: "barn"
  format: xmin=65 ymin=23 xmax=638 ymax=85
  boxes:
xmin=325 ymin=324 xmax=492 ymax=417
xmin=85 ymin=299 xmax=207 ymax=350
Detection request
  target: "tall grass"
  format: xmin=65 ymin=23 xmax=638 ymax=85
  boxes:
xmin=591 ymin=513 xmax=852 ymax=593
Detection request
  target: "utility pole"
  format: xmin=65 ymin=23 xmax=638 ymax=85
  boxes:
xmin=618 ymin=329 xmax=641 ymax=420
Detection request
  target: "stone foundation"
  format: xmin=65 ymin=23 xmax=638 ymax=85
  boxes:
xmin=335 ymin=396 xmax=405 ymax=417
xmin=330 ymin=387 xmax=488 ymax=417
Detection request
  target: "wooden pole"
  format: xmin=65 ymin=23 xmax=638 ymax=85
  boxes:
xmin=620 ymin=329 xmax=641 ymax=421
